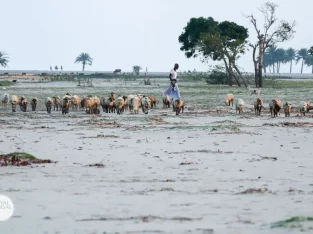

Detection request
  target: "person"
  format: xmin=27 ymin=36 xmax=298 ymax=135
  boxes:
xmin=163 ymin=63 xmax=180 ymax=99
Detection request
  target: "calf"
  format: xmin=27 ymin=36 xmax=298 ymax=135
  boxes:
xmin=235 ymin=98 xmax=245 ymax=114
xmin=30 ymin=97 xmax=38 ymax=111
xmin=173 ymin=98 xmax=184 ymax=115
xmin=45 ymin=97 xmax=54 ymax=113
xmin=10 ymin=95 xmax=19 ymax=112
xmin=19 ymin=96 xmax=28 ymax=112
xmin=283 ymin=102 xmax=292 ymax=117
xmin=141 ymin=96 xmax=151 ymax=114
xmin=53 ymin=96 xmax=61 ymax=111
xmin=225 ymin=93 xmax=234 ymax=106
xmin=254 ymin=98 xmax=263 ymax=115
xmin=269 ymin=99 xmax=282 ymax=117
xmin=250 ymin=88 xmax=261 ymax=97
xmin=1 ymin=93 xmax=10 ymax=109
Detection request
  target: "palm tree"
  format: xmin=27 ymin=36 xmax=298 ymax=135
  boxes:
xmin=285 ymin=48 xmax=296 ymax=73
xmin=304 ymin=55 xmax=313 ymax=74
xmin=265 ymin=46 xmax=277 ymax=73
xmin=274 ymin=48 xmax=286 ymax=73
xmin=74 ymin=53 xmax=93 ymax=71
xmin=0 ymin=51 xmax=9 ymax=68
xmin=296 ymin=48 xmax=308 ymax=74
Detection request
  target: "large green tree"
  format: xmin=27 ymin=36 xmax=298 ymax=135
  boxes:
xmin=296 ymin=48 xmax=308 ymax=74
xmin=0 ymin=51 xmax=9 ymax=68
xmin=246 ymin=2 xmax=296 ymax=87
xmin=74 ymin=53 xmax=93 ymax=71
xmin=178 ymin=17 xmax=248 ymax=87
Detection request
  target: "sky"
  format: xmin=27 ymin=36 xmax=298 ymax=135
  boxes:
xmin=0 ymin=0 xmax=312 ymax=73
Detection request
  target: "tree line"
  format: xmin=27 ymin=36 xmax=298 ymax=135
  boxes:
xmin=263 ymin=47 xmax=313 ymax=74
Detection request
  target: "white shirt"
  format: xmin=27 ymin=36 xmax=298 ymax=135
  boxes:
xmin=170 ymin=69 xmax=177 ymax=80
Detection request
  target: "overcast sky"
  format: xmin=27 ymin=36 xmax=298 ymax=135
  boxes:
xmin=1 ymin=0 xmax=311 ymax=73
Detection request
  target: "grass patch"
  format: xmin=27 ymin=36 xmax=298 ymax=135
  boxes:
xmin=0 ymin=80 xmax=14 ymax=86
xmin=271 ymin=216 xmax=313 ymax=228
xmin=264 ymin=80 xmax=313 ymax=88
xmin=3 ymin=152 xmax=38 ymax=160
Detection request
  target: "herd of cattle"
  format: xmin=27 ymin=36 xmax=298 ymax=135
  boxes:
xmin=227 ymin=89 xmax=312 ymax=117
xmin=0 ymin=92 xmax=185 ymax=115
xmin=1 ymin=89 xmax=312 ymax=117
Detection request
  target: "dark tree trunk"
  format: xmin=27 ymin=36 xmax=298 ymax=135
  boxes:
xmin=82 ymin=62 xmax=85 ymax=71
xmin=257 ymin=40 xmax=264 ymax=88
xmin=301 ymin=59 xmax=304 ymax=74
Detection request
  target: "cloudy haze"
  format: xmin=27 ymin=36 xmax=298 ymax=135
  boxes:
xmin=1 ymin=0 xmax=311 ymax=73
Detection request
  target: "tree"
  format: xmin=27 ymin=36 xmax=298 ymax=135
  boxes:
xmin=285 ymin=48 xmax=296 ymax=73
xmin=296 ymin=48 xmax=308 ymax=74
xmin=132 ymin=65 xmax=142 ymax=76
xmin=178 ymin=17 xmax=249 ymax=87
xmin=275 ymin=48 xmax=286 ymax=73
xmin=74 ymin=53 xmax=93 ymax=71
xmin=55 ymin=65 xmax=58 ymax=71
xmin=304 ymin=55 xmax=313 ymax=74
xmin=0 ymin=51 xmax=9 ymax=68
xmin=246 ymin=2 xmax=296 ymax=87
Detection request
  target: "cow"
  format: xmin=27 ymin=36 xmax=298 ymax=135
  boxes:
xmin=254 ymin=98 xmax=263 ymax=115
xmin=283 ymin=102 xmax=292 ymax=117
xmin=225 ymin=93 xmax=234 ymax=106
xmin=149 ymin=95 xmax=156 ymax=109
xmin=173 ymin=98 xmax=184 ymax=115
xmin=116 ymin=96 xmax=127 ymax=115
xmin=71 ymin=95 xmax=81 ymax=111
xmin=53 ymin=96 xmax=61 ymax=111
xmin=269 ymin=99 xmax=283 ymax=117
xmin=45 ymin=97 xmax=54 ymax=114
xmin=235 ymin=99 xmax=245 ymax=114
xmin=10 ymin=95 xmax=19 ymax=112
xmin=61 ymin=95 xmax=71 ymax=114
xmin=1 ymin=93 xmax=10 ymax=109
xmin=30 ymin=97 xmax=38 ymax=111
xmin=19 ymin=96 xmax=28 ymax=112
xmin=141 ymin=96 xmax=151 ymax=114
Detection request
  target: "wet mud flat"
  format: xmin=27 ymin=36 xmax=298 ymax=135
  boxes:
xmin=1 ymin=109 xmax=313 ymax=234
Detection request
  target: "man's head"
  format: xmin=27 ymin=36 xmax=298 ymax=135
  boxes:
xmin=174 ymin=63 xmax=179 ymax=70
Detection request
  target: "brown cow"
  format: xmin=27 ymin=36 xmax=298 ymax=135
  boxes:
xmin=71 ymin=95 xmax=81 ymax=111
xmin=225 ymin=93 xmax=234 ymax=106
xmin=283 ymin=102 xmax=292 ymax=117
xmin=149 ymin=95 xmax=156 ymax=109
xmin=45 ymin=97 xmax=54 ymax=114
xmin=61 ymin=95 xmax=71 ymax=114
xmin=269 ymin=99 xmax=282 ymax=117
xmin=53 ymin=96 xmax=61 ymax=111
xmin=162 ymin=95 xmax=171 ymax=108
xmin=173 ymin=98 xmax=184 ymax=115
xmin=116 ymin=96 xmax=127 ymax=115
xmin=19 ymin=96 xmax=28 ymax=112
xmin=254 ymin=98 xmax=263 ymax=115
xmin=141 ymin=96 xmax=151 ymax=114
xmin=10 ymin=95 xmax=19 ymax=112
xmin=86 ymin=96 xmax=100 ymax=114
xmin=30 ymin=97 xmax=38 ymax=111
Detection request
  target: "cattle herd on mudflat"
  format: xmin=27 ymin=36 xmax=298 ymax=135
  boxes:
xmin=0 ymin=88 xmax=312 ymax=117
xmin=0 ymin=92 xmax=185 ymax=116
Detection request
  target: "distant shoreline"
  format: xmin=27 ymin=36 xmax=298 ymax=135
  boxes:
xmin=0 ymin=70 xmax=312 ymax=79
